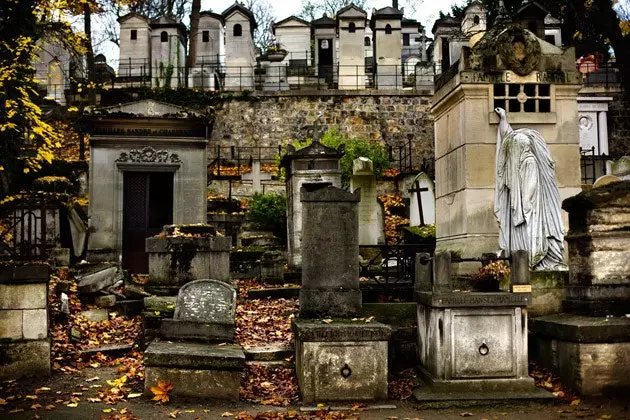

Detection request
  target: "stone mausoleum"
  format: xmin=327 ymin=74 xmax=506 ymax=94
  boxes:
xmin=432 ymin=22 xmax=582 ymax=266
xmin=86 ymin=100 xmax=209 ymax=273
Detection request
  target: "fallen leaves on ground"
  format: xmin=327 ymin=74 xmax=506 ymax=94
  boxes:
xmin=48 ymin=271 xmax=143 ymax=374
xmin=529 ymin=362 xmax=578 ymax=403
xmin=235 ymin=298 xmax=298 ymax=347
xmin=234 ymin=409 xmax=356 ymax=419
xmin=388 ymin=368 xmax=415 ymax=400
xmin=150 ymin=380 xmax=173 ymax=404
xmin=240 ymin=364 xmax=298 ymax=406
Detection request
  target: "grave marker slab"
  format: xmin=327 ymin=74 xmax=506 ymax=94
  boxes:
xmin=161 ymin=279 xmax=237 ymax=342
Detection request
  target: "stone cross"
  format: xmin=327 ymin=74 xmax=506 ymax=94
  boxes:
xmin=409 ymin=181 xmax=428 ymax=226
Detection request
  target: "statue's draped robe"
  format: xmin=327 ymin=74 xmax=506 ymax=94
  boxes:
xmin=494 ymin=120 xmax=565 ymax=270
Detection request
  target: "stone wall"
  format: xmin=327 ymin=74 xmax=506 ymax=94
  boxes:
xmin=608 ymin=93 xmax=630 ymax=157
xmin=210 ymin=91 xmax=434 ymax=173
xmin=0 ymin=264 xmax=51 ymax=379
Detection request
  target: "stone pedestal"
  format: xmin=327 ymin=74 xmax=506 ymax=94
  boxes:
xmin=144 ymin=279 xmax=244 ymax=400
xmin=260 ymin=250 xmax=284 ymax=284
xmin=145 ymin=225 xmax=231 ymax=295
xmin=293 ymin=320 xmax=391 ymax=403
xmin=414 ymin=252 xmax=546 ymax=400
xmin=144 ymin=342 xmax=245 ymax=401
xmin=530 ymin=181 xmax=630 ymax=396
xmin=0 ymin=264 xmax=51 ymax=379
xmin=294 ymin=184 xmax=390 ymax=402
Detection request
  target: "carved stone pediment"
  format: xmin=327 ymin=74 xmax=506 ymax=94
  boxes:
xmin=115 ymin=146 xmax=181 ymax=163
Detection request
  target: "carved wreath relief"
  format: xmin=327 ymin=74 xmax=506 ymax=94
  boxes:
xmin=116 ymin=146 xmax=181 ymax=163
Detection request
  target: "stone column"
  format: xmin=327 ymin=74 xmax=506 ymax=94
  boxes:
xmin=350 ymin=157 xmax=384 ymax=245
xmin=299 ymin=185 xmax=361 ymax=317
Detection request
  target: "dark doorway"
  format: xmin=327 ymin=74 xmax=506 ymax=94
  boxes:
xmin=122 ymin=172 xmax=173 ymax=273
xmin=441 ymin=38 xmax=450 ymax=70
xmin=318 ymin=38 xmax=334 ymax=86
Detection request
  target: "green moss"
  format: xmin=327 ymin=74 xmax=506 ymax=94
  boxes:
xmin=404 ymin=224 xmax=436 ymax=239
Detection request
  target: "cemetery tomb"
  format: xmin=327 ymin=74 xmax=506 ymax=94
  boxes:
xmin=414 ymin=251 xmax=553 ymax=400
xmin=432 ymin=21 xmax=581 ymax=272
xmin=145 ymin=279 xmax=245 ymax=400
xmin=530 ymin=181 xmax=630 ymax=395
xmin=281 ymin=141 xmax=343 ymax=268
xmin=86 ymin=100 xmax=208 ymax=272
xmin=337 ymin=4 xmax=368 ymax=90
xmin=350 ymin=157 xmax=385 ymax=245
xmin=294 ymin=184 xmax=391 ymax=402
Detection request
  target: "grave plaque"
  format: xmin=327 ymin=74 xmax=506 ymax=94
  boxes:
xmin=174 ymin=279 xmax=236 ymax=324
xmin=161 ymin=279 xmax=237 ymax=342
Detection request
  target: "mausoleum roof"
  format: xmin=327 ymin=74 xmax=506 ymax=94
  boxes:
xmin=372 ymin=6 xmax=403 ymax=18
xmin=431 ymin=16 xmax=460 ymax=34
xmin=273 ymin=16 xmax=310 ymax=32
xmin=221 ymin=3 xmax=258 ymax=30
xmin=312 ymin=14 xmax=337 ymax=27
xmin=200 ymin=11 xmax=224 ymax=24
xmin=337 ymin=3 xmax=368 ymax=19
xmin=118 ymin=12 xmax=149 ymax=24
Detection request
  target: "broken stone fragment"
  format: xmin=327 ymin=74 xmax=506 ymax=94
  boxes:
xmin=77 ymin=267 xmax=119 ymax=294
xmin=80 ymin=308 xmax=109 ymax=322
xmin=94 ymin=294 xmax=116 ymax=308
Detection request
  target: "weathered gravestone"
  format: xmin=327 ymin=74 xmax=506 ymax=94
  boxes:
xmin=293 ymin=184 xmax=391 ymax=403
xmin=144 ymin=279 xmax=245 ymax=400
xmin=350 ymin=157 xmax=385 ymax=245
xmin=160 ymin=279 xmax=236 ymax=341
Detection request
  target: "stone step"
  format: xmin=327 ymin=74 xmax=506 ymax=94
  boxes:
xmin=413 ymin=386 xmax=556 ymax=408
xmin=247 ymin=286 xmax=300 ymax=299
xmin=245 ymin=360 xmax=293 ymax=368
xmin=244 ymin=345 xmax=293 ymax=362
xmin=81 ymin=343 xmax=133 ymax=356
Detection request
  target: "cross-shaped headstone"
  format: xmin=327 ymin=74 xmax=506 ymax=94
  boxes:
xmin=409 ymin=180 xmax=429 ymax=226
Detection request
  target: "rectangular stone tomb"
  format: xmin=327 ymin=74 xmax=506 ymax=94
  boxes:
xmin=416 ymin=291 xmax=534 ymax=393
xmin=160 ymin=279 xmax=237 ymax=342
xmin=144 ymin=341 xmax=245 ymax=401
xmin=293 ymin=319 xmax=391 ymax=403
xmin=530 ymin=314 xmax=630 ymax=396
xmin=146 ymin=226 xmax=231 ymax=295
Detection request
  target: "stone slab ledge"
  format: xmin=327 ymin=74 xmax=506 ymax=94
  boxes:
xmin=144 ymin=341 xmax=245 ymax=370
xmin=415 ymin=291 xmax=531 ymax=308
xmin=292 ymin=319 xmax=391 ymax=342
xmin=530 ymin=313 xmax=630 ymax=343
xmin=0 ymin=264 xmax=50 ymax=284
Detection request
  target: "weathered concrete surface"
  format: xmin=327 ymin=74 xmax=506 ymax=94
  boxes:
xmin=531 ymin=333 xmax=630 ymax=396
xmin=562 ymin=181 xmax=630 ymax=316
xmin=144 ymin=342 xmax=245 ymax=401
xmin=299 ymin=186 xmax=361 ymax=317
xmin=77 ymin=267 xmax=119 ymax=294
xmin=0 ymin=340 xmax=51 ymax=379
xmin=160 ymin=319 xmax=235 ymax=342
xmin=146 ymin=235 xmax=231 ymax=295
xmin=144 ymin=367 xmax=241 ymax=401
xmin=293 ymin=319 xmax=391 ymax=403
xmin=529 ymin=270 xmax=567 ymax=317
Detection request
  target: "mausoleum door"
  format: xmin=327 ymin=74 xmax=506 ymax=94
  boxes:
xmin=122 ymin=171 xmax=174 ymax=273
xmin=318 ymin=39 xmax=333 ymax=84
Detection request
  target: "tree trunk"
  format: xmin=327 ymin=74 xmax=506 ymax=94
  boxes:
xmin=83 ymin=3 xmax=96 ymax=105
xmin=187 ymin=0 xmax=201 ymax=69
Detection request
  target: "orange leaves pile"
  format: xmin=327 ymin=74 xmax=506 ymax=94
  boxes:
xmin=150 ymin=380 xmax=173 ymax=404
xmin=235 ymin=298 xmax=298 ymax=348
xmin=378 ymin=193 xmax=409 ymax=244
xmin=240 ymin=364 xmax=298 ymax=406
xmin=387 ymin=368 xmax=415 ymax=400
xmin=48 ymin=269 xmax=142 ymax=373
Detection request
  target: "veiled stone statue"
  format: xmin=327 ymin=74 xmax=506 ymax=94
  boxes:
xmin=494 ymin=107 xmax=567 ymax=271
